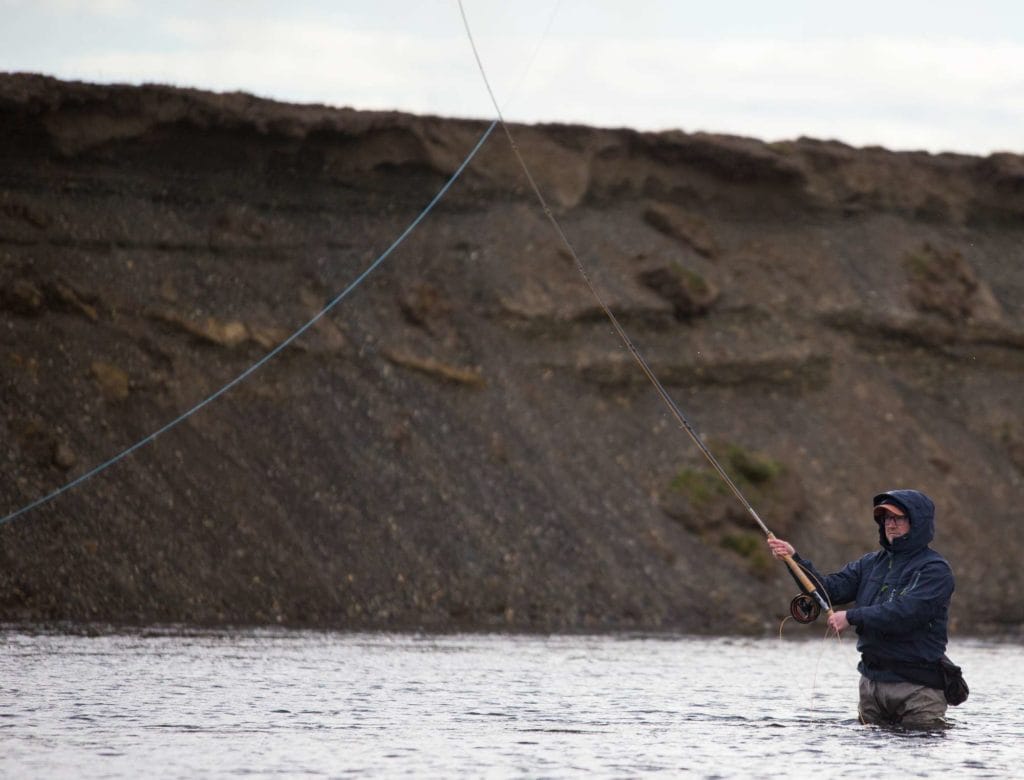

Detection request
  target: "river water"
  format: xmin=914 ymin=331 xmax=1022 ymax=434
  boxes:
xmin=1 ymin=629 xmax=1020 ymax=778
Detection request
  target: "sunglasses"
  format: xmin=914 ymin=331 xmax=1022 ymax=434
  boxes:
xmin=876 ymin=511 xmax=909 ymax=523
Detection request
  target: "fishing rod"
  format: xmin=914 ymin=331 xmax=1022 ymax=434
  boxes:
xmin=455 ymin=1 xmax=833 ymax=622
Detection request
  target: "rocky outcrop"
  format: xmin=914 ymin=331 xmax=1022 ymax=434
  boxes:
xmin=1 ymin=75 xmax=1023 ymax=635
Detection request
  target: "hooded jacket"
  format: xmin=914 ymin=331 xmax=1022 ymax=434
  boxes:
xmin=793 ymin=489 xmax=954 ymax=684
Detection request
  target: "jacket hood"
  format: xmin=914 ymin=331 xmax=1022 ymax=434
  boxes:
xmin=873 ymin=489 xmax=935 ymax=553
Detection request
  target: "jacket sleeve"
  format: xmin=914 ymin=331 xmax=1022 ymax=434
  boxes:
xmin=791 ymin=553 xmax=863 ymax=607
xmin=846 ymin=559 xmax=953 ymax=634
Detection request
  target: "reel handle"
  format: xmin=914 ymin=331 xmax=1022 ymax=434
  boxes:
xmin=768 ymin=532 xmax=834 ymax=619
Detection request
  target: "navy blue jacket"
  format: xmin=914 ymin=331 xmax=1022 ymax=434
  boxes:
xmin=793 ymin=489 xmax=954 ymax=683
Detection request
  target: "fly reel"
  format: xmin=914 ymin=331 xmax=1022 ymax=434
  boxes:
xmin=789 ymin=593 xmax=821 ymax=624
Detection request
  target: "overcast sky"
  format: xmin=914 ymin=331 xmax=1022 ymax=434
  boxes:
xmin=2 ymin=0 xmax=1022 ymax=156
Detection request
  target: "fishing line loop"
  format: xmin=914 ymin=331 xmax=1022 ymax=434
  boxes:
xmin=1 ymin=120 xmax=498 ymax=527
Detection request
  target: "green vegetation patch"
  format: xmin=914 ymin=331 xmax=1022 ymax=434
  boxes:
xmin=669 ymin=467 xmax=728 ymax=508
xmin=724 ymin=443 xmax=783 ymax=485
xmin=670 ymin=263 xmax=712 ymax=297
xmin=719 ymin=531 xmax=760 ymax=557
xmin=720 ymin=532 xmax=773 ymax=575
xmin=669 ymin=443 xmax=784 ymax=506
xmin=903 ymin=247 xmax=937 ymax=281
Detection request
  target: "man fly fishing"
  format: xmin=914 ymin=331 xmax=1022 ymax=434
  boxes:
xmin=456 ymin=1 xmax=968 ymax=731
xmin=767 ymin=488 xmax=966 ymax=728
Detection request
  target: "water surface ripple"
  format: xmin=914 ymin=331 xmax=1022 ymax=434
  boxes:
xmin=1 ymin=630 xmax=1020 ymax=777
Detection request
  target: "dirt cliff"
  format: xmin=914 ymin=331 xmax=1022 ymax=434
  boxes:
xmin=2 ymin=74 xmax=1023 ymax=635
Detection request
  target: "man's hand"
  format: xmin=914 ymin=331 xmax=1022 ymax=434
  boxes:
xmin=828 ymin=610 xmax=850 ymax=634
xmin=767 ymin=537 xmax=795 ymax=559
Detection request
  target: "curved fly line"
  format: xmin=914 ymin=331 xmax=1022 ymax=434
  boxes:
xmin=1 ymin=120 xmax=498 ymax=527
xmin=455 ymin=0 xmax=833 ymax=619
xmin=2 ymin=4 xmax=565 ymax=529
